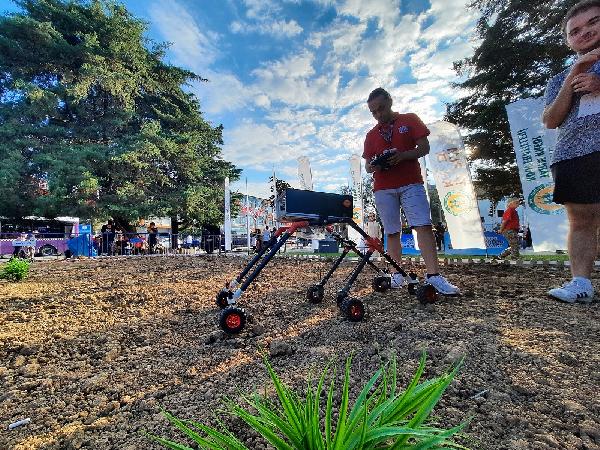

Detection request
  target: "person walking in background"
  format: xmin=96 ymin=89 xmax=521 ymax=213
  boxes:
xmin=362 ymin=87 xmax=459 ymax=295
xmin=498 ymin=198 xmax=521 ymax=259
xmin=254 ymin=228 xmax=263 ymax=253
xmin=263 ymin=226 xmax=271 ymax=244
xmin=100 ymin=219 xmax=115 ymax=255
xmin=542 ymin=0 xmax=600 ymax=303
xmin=524 ymin=225 xmax=533 ymax=249
xmin=147 ymin=221 xmax=158 ymax=254
xmin=434 ymin=221 xmax=446 ymax=252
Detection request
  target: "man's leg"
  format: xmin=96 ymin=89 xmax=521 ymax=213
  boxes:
xmin=566 ymin=203 xmax=600 ymax=279
xmin=386 ymin=232 xmax=402 ymax=265
xmin=414 ymin=225 xmax=439 ymax=274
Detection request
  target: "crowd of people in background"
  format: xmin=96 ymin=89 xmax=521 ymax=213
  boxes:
xmin=93 ymin=219 xmax=164 ymax=256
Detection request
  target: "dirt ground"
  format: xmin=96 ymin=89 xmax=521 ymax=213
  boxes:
xmin=1 ymin=255 xmax=599 ymax=450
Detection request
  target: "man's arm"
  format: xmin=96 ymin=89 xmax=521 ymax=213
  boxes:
xmin=387 ymin=137 xmax=430 ymax=166
xmin=543 ymin=50 xmax=600 ymax=129
xmin=542 ymin=75 xmax=576 ymax=129
xmin=498 ymin=220 xmax=507 ymax=234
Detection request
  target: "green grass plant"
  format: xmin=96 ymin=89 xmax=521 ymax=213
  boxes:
xmin=149 ymin=353 xmax=470 ymax=449
xmin=0 ymin=257 xmax=31 ymax=281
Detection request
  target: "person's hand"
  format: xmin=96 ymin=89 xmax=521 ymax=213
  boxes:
xmin=570 ymin=49 xmax=600 ymax=76
xmin=386 ymin=148 xmax=403 ymax=166
xmin=571 ymin=72 xmax=600 ymax=94
xmin=365 ymin=161 xmax=378 ymax=173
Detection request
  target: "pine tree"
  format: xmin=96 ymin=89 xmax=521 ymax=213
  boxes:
xmin=446 ymin=0 xmax=578 ymax=202
xmin=0 ymin=0 xmax=240 ymax=230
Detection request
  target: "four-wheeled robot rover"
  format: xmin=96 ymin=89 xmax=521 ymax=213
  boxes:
xmin=214 ymin=189 xmax=447 ymax=334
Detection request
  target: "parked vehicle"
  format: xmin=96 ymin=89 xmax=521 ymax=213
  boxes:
xmin=0 ymin=216 xmax=79 ymax=257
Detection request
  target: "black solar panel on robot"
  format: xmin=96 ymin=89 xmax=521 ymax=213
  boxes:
xmin=215 ymin=188 xmax=438 ymax=334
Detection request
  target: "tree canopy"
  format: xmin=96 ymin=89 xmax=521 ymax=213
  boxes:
xmin=0 ymin=0 xmax=240 ymax=229
xmin=446 ymin=0 xmax=579 ymax=202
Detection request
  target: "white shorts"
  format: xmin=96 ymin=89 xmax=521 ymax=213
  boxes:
xmin=374 ymin=183 xmax=432 ymax=234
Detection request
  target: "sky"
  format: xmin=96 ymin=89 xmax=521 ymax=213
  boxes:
xmin=1 ymin=0 xmax=479 ymax=198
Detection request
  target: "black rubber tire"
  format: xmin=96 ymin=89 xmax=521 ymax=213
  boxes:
xmin=372 ymin=275 xmax=391 ymax=293
xmin=40 ymin=245 xmax=57 ymax=256
xmin=341 ymin=298 xmax=365 ymax=322
xmin=416 ymin=284 xmax=438 ymax=305
xmin=216 ymin=289 xmax=231 ymax=309
xmin=306 ymin=285 xmax=325 ymax=304
xmin=219 ymin=306 xmax=247 ymax=334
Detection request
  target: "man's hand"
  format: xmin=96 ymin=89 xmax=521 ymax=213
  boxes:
xmin=385 ymin=148 xmax=403 ymax=166
xmin=570 ymin=49 xmax=600 ymax=76
xmin=365 ymin=161 xmax=377 ymax=173
xmin=572 ymin=73 xmax=600 ymax=93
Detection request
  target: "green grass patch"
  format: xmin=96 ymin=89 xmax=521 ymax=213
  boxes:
xmin=0 ymin=257 xmax=31 ymax=281
xmin=149 ymin=353 xmax=471 ymax=450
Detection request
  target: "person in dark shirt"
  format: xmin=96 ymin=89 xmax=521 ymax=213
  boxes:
xmin=147 ymin=222 xmax=158 ymax=254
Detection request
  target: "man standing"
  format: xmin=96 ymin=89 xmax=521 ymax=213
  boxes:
xmin=542 ymin=0 xmax=600 ymax=303
xmin=147 ymin=221 xmax=158 ymax=254
xmin=100 ymin=219 xmax=114 ymax=255
xmin=498 ymin=198 xmax=521 ymax=259
xmin=434 ymin=221 xmax=446 ymax=252
xmin=263 ymin=226 xmax=271 ymax=243
xmin=362 ymin=88 xmax=459 ymax=294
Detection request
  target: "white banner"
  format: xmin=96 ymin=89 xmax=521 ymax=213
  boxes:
xmin=505 ymin=98 xmax=567 ymax=251
xmin=297 ymin=156 xmax=313 ymax=190
xmin=245 ymin=178 xmax=251 ymax=251
xmin=428 ymin=121 xmax=486 ymax=249
xmin=348 ymin=154 xmax=365 ymax=249
xmin=224 ymin=177 xmax=232 ymax=251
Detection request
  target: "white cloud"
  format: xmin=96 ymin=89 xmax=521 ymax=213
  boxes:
xmin=230 ymin=18 xmax=303 ymax=37
xmin=189 ymin=71 xmax=255 ymax=115
xmin=420 ymin=0 xmax=479 ymax=46
xmin=242 ymin=0 xmax=281 ymax=19
xmin=148 ymin=1 xmax=219 ymax=72
xmin=222 ymin=119 xmax=317 ymax=170
xmin=148 ymin=0 xmax=480 ymax=195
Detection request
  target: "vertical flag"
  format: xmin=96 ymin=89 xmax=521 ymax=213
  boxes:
xmin=348 ymin=154 xmax=365 ymax=248
xmin=427 ymin=121 xmax=486 ymax=249
xmin=272 ymin=167 xmax=279 ymax=229
xmin=224 ymin=177 xmax=232 ymax=251
xmin=245 ymin=178 xmax=251 ymax=252
xmin=297 ymin=156 xmax=313 ymax=190
xmin=505 ymin=98 xmax=567 ymax=251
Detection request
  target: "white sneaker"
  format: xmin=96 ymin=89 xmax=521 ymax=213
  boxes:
xmin=548 ymin=279 xmax=594 ymax=304
xmin=426 ymin=274 xmax=460 ymax=295
xmin=390 ymin=273 xmax=406 ymax=289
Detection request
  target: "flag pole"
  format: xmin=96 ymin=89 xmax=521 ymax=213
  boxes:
xmin=245 ymin=178 xmax=251 ymax=255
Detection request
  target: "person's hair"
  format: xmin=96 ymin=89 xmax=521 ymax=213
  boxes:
xmin=149 ymin=221 xmax=155 ymax=226
xmin=562 ymin=0 xmax=600 ymax=35
xmin=367 ymin=87 xmax=391 ymax=103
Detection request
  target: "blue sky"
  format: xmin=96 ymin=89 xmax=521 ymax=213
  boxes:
xmin=1 ymin=0 xmax=479 ymax=198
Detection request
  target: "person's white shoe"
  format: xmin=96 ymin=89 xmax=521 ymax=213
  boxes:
xmin=548 ymin=279 xmax=594 ymax=304
xmin=390 ymin=272 xmax=406 ymax=288
xmin=425 ymin=274 xmax=460 ymax=295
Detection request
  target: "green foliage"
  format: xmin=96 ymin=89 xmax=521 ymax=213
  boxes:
xmin=0 ymin=0 xmax=240 ymax=227
xmin=149 ymin=353 xmax=470 ymax=450
xmin=268 ymin=176 xmax=292 ymax=208
xmin=446 ymin=0 xmax=579 ymax=202
xmin=0 ymin=257 xmax=31 ymax=281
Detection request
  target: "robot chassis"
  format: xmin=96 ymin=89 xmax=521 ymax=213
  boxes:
xmin=215 ymin=189 xmax=443 ymax=334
